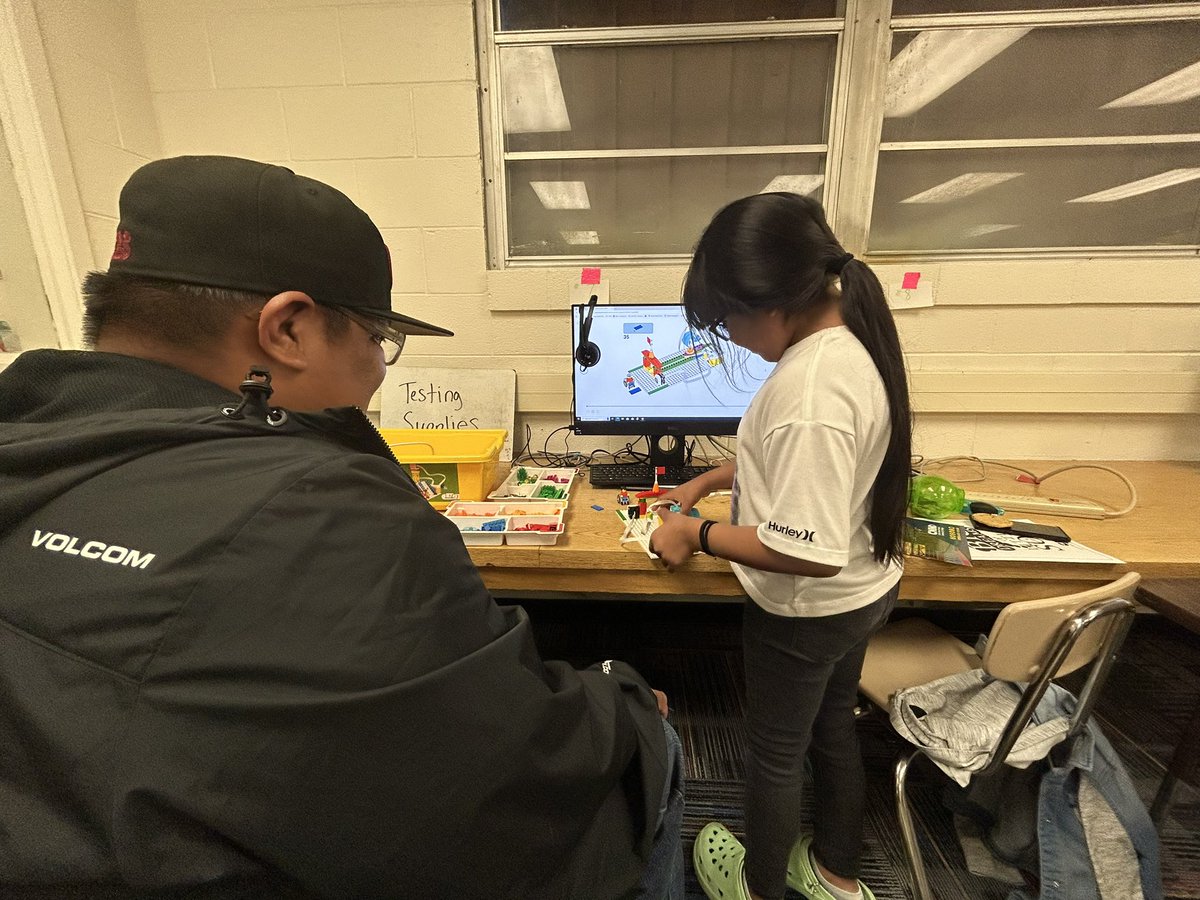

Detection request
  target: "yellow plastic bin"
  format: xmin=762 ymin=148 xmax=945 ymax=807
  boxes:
xmin=379 ymin=428 xmax=507 ymax=510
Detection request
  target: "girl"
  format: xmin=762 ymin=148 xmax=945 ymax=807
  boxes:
xmin=650 ymin=193 xmax=911 ymax=900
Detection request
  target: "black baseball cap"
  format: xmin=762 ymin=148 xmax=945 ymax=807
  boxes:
xmin=107 ymin=155 xmax=453 ymax=337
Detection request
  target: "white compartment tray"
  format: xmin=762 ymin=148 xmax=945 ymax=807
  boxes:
xmin=488 ymin=466 xmax=576 ymax=500
xmin=445 ymin=500 xmax=567 ymax=518
xmin=447 ymin=512 xmax=566 ymax=546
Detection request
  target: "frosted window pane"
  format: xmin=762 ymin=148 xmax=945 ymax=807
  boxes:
xmin=507 ymin=155 xmax=826 ymax=256
xmin=882 ymin=22 xmax=1200 ymax=141
xmin=502 ymin=38 xmax=836 ymax=152
xmin=894 ymin=0 xmax=1194 ymax=13
xmin=870 ymin=146 xmax=1200 ymax=250
xmin=499 ymin=0 xmax=839 ymax=31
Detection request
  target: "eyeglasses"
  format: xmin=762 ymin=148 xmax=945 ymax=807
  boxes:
xmin=330 ymin=306 xmax=407 ymax=365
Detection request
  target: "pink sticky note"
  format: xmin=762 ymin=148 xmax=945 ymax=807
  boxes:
xmin=581 ymin=267 xmax=601 ymax=285
xmin=901 ymin=272 xmax=921 ymax=290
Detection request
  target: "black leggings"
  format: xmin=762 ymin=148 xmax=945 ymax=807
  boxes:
xmin=741 ymin=584 xmax=898 ymax=900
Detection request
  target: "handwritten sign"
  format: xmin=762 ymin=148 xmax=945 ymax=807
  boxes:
xmin=889 ymin=275 xmax=934 ymax=310
xmin=381 ymin=367 xmax=517 ymax=460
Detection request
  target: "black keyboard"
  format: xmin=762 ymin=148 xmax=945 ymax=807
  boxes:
xmin=589 ymin=463 xmax=716 ymax=488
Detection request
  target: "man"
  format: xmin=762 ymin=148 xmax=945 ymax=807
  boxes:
xmin=0 ymin=156 xmax=683 ymax=899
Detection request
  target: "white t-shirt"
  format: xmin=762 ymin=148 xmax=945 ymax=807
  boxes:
xmin=731 ymin=326 xmax=902 ymax=617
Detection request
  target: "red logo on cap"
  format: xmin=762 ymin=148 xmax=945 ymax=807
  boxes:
xmin=112 ymin=229 xmax=132 ymax=261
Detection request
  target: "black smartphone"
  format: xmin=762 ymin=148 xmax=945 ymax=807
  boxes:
xmin=1007 ymin=521 xmax=1072 ymax=543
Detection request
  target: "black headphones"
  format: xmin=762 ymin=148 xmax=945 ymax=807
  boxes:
xmin=575 ymin=294 xmax=601 ymax=369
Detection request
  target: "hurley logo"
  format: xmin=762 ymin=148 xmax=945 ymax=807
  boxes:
xmin=766 ymin=521 xmax=816 ymax=542
xmin=31 ymin=529 xmax=155 ymax=569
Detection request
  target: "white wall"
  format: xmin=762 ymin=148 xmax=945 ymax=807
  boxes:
xmin=15 ymin=0 xmax=1199 ymax=459
xmin=33 ymin=0 xmax=161 ymax=277
xmin=0 ymin=117 xmax=55 ymax=352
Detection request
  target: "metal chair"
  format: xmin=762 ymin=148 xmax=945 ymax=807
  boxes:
xmin=859 ymin=572 xmax=1141 ymax=900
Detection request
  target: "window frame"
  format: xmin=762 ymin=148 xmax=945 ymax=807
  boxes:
xmin=477 ymin=1 xmax=1200 ymax=267
xmin=873 ymin=2 xmax=1200 ymax=260
xmin=476 ymin=3 xmax=860 ymax=267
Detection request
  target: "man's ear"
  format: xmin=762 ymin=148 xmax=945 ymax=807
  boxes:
xmin=256 ymin=291 xmax=323 ymax=371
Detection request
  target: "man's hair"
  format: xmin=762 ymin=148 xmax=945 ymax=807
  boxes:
xmin=81 ymin=271 xmax=349 ymax=350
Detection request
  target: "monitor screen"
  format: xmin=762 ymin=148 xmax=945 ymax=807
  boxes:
xmin=571 ymin=302 xmax=774 ymax=436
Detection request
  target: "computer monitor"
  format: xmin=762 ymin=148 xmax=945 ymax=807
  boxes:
xmin=571 ymin=302 xmax=774 ymax=466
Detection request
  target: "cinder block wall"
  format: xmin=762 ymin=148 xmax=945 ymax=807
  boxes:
xmin=35 ymin=0 xmax=161 ymax=277
xmin=16 ymin=0 xmax=1199 ymax=459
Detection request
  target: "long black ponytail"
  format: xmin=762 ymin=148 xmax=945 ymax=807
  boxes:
xmin=682 ymin=192 xmax=912 ymax=564
xmin=838 ymin=259 xmax=912 ymax=564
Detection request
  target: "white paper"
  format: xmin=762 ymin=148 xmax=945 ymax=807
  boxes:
xmin=946 ymin=519 xmax=1124 ymax=564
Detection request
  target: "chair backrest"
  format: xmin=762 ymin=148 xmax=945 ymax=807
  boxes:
xmin=977 ymin=572 xmax=1140 ymax=777
xmin=983 ymin=572 xmax=1142 ymax=682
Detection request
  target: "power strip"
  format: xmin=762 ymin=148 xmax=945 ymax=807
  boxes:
xmin=966 ymin=490 xmax=1107 ymax=520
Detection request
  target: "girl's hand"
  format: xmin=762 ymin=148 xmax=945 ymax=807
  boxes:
xmin=656 ymin=478 xmax=705 ymax=514
xmin=648 ymin=510 xmax=702 ymax=569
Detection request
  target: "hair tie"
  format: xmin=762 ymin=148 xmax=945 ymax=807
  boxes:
xmin=830 ymin=252 xmax=854 ymax=275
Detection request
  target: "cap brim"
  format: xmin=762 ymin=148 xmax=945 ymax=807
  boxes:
xmin=348 ymin=306 xmax=454 ymax=337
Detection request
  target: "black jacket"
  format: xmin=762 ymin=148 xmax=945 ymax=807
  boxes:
xmin=0 ymin=350 xmax=667 ymax=899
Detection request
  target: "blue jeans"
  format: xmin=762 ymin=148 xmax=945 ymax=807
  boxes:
xmin=634 ymin=719 xmax=685 ymax=900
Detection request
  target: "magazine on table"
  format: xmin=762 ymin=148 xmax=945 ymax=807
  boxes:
xmin=905 ymin=517 xmax=1123 ymax=565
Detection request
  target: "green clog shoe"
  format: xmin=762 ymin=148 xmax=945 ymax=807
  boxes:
xmin=787 ymin=835 xmax=877 ymax=900
xmin=693 ymin=821 xmax=750 ymax=900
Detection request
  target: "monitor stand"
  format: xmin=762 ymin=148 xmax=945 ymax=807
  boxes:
xmin=647 ymin=433 xmax=686 ymax=469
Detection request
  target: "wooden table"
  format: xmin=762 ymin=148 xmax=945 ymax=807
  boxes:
xmin=467 ymin=460 xmax=1200 ymax=604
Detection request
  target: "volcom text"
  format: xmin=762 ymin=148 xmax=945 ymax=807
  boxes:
xmin=31 ymin=530 xmax=155 ymax=569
